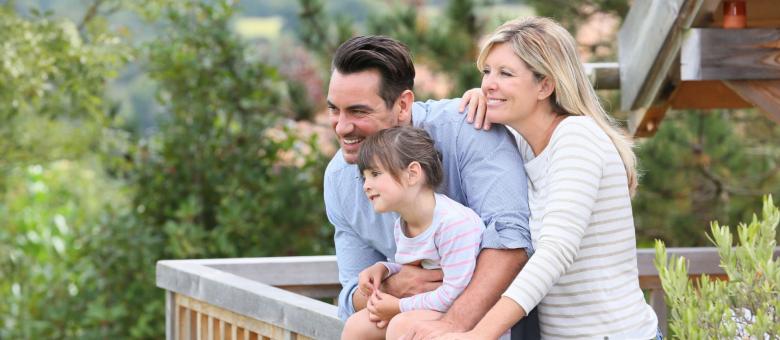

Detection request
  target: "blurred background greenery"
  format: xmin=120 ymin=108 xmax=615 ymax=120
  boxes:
xmin=1 ymin=0 xmax=778 ymax=338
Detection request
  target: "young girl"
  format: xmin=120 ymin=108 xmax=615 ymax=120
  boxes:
xmin=442 ymin=17 xmax=660 ymax=339
xmin=340 ymin=126 xmax=485 ymax=340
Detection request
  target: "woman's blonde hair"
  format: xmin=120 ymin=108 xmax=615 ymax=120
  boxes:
xmin=477 ymin=17 xmax=638 ymax=195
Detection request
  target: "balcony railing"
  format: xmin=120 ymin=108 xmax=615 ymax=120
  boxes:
xmin=156 ymin=247 xmax=780 ymax=340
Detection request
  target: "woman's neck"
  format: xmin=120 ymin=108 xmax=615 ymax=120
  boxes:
xmin=397 ymin=188 xmax=436 ymax=237
xmin=509 ymin=109 xmax=565 ymax=156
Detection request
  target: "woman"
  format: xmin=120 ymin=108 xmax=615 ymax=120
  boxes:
xmin=440 ymin=17 xmax=659 ymax=339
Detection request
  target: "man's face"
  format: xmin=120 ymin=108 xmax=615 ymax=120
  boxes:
xmin=327 ymin=69 xmax=402 ymax=164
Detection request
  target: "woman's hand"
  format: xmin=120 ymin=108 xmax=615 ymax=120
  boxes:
xmin=358 ymin=263 xmax=387 ymax=297
xmin=459 ymin=88 xmax=492 ymax=130
xmin=367 ymin=290 xmax=401 ymax=321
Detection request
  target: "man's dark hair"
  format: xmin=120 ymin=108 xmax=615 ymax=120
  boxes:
xmin=357 ymin=126 xmax=443 ymax=190
xmin=332 ymin=35 xmax=415 ymax=109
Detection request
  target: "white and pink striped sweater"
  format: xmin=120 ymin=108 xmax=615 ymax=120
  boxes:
xmin=380 ymin=193 xmax=485 ymax=313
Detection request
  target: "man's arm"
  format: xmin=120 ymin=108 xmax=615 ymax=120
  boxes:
xmin=440 ymin=248 xmax=527 ymax=329
xmin=381 ymin=264 xmax=443 ymax=298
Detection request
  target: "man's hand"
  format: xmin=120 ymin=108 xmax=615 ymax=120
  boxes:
xmin=358 ymin=263 xmax=388 ymax=297
xmin=432 ymin=330 xmax=487 ymax=340
xmin=367 ymin=291 xmax=400 ymax=322
xmin=382 ymin=264 xmax=443 ymax=298
xmin=403 ymin=249 xmax=528 ymax=339
xmin=401 ymin=319 xmax=460 ymax=340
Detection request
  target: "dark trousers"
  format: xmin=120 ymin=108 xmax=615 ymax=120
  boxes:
xmin=510 ymin=307 xmax=540 ymax=340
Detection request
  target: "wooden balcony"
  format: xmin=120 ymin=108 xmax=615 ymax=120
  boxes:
xmin=156 ymin=247 xmax=780 ymax=340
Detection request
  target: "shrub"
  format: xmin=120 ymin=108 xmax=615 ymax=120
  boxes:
xmin=654 ymin=195 xmax=780 ymax=339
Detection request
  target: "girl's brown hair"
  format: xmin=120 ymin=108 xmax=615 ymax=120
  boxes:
xmin=357 ymin=126 xmax=443 ymax=189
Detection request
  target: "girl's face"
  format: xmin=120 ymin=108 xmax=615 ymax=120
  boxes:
xmin=362 ymin=163 xmax=407 ymax=214
xmin=480 ymin=43 xmax=546 ymax=126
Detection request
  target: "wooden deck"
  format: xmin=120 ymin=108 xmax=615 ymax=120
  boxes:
xmin=157 ymin=248 xmax=780 ymax=340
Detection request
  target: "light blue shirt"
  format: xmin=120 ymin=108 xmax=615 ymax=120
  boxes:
xmin=324 ymin=98 xmax=532 ymax=320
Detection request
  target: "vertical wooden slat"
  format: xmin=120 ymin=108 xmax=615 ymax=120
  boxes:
xmin=207 ymin=315 xmax=214 ymax=340
xmin=166 ymin=291 xmax=175 ymax=340
xmin=217 ymin=319 xmax=224 ymax=340
xmin=200 ymin=313 xmax=209 ymax=340
xmin=190 ymin=310 xmax=198 ymax=340
xmin=195 ymin=310 xmax=202 ymax=340
xmin=249 ymin=331 xmax=258 ymax=340
xmin=178 ymin=306 xmax=187 ymax=340
xmin=226 ymin=323 xmax=233 ymax=340
xmin=650 ymin=288 xmax=668 ymax=335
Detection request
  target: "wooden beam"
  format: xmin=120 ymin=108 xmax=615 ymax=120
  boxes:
xmin=619 ymin=0 xmax=683 ymax=110
xmin=584 ymin=62 xmax=620 ymax=90
xmin=619 ymin=0 xmax=701 ymax=111
xmin=619 ymin=0 xmax=705 ymax=135
xmin=682 ymin=28 xmax=780 ymax=81
xmin=670 ymin=80 xmax=751 ymax=109
xmin=629 ymin=103 xmax=670 ymax=138
xmin=725 ymin=80 xmax=780 ymax=123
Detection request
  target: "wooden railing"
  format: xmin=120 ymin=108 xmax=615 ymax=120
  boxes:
xmin=157 ymin=247 xmax=780 ymax=340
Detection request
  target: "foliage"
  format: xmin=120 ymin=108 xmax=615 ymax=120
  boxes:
xmin=138 ymin=0 xmax=330 ymax=259
xmin=0 ymin=3 xmax=130 ymax=189
xmin=634 ymin=111 xmax=780 ymax=246
xmin=524 ymin=0 xmax=628 ymax=31
xmin=0 ymin=161 xmax=134 ymax=338
xmin=297 ymin=0 xmax=484 ymax=98
xmin=654 ymin=195 xmax=780 ymax=339
xmin=2 ymin=0 xmax=333 ymax=338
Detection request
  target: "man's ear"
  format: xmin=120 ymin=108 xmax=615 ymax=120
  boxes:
xmin=396 ymin=89 xmax=415 ymax=125
xmin=538 ymin=77 xmax=555 ymax=101
xmin=405 ymin=161 xmax=423 ymax=186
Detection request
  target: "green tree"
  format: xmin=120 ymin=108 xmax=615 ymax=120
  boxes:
xmin=137 ymin=0 xmax=330 ymax=260
xmin=524 ymin=0 xmax=629 ymax=31
xmin=0 ymin=2 xmax=135 ymax=337
xmin=297 ymin=0 xmax=484 ymax=98
xmin=633 ymin=111 xmax=780 ymax=246
xmin=2 ymin=1 xmax=334 ymax=338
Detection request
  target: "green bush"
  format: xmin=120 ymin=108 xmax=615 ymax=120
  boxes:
xmin=0 ymin=161 xmax=132 ymax=338
xmin=1 ymin=1 xmax=333 ymax=338
xmin=654 ymin=195 xmax=780 ymax=339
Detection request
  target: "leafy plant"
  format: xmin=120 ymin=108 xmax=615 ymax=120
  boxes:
xmin=655 ymin=195 xmax=780 ymax=339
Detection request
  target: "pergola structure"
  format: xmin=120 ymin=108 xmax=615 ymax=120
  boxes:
xmin=618 ymin=0 xmax=780 ymax=137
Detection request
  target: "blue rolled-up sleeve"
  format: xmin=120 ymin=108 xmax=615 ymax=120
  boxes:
xmin=456 ymin=121 xmax=534 ymax=255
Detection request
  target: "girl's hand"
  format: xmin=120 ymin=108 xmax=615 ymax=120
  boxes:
xmin=358 ymin=263 xmax=387 ymax=297
xmin=366 ymin=290 xmax=400 ymax=321
xmin=458 ymin=88 xmax=492 ymax=131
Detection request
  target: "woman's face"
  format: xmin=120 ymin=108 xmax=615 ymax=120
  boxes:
xmin=480 ymin=43 xmax=545 ymax=126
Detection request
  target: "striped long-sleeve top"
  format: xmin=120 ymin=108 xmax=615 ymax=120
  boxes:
xmin=504 ymin=117 xmax=658 ymax=339
xmin=380 ymin=193 xmax=484 ymax=313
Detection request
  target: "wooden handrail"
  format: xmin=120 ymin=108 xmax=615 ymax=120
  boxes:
xmin=157 ymin=247 xmax=780 ymax=339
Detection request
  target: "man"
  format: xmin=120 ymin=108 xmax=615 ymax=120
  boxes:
xmin=323 ymin=35 xmax=538 ymax=339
